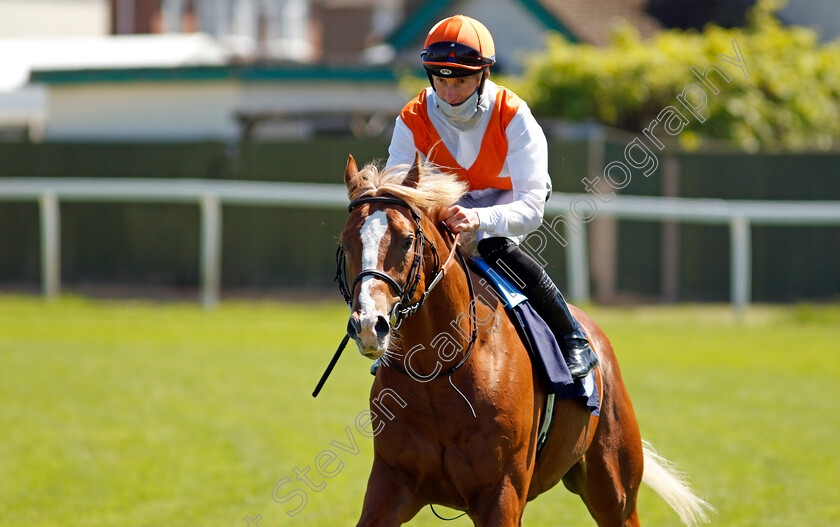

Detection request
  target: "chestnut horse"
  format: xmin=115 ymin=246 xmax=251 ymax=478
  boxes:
xmin=337 ymin=154 xmax=711 ymax=526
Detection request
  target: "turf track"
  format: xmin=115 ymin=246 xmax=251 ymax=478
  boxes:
xmin=1 ymin=296 xmax=838 ymax=526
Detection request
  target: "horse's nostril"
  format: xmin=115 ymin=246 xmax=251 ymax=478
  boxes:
xmin=374 ymin=315 xmax=390 ymax=339
xmin=347 ymin=317 xmax=361 ymax=338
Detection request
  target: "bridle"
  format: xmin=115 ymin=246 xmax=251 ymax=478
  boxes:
xmin=336 ymin=196 xmax=444 ymax=328
xmin=335 ymin=195 xmax=478 ymax=378
xmin=314 ymin=194 xmax=477 ymax=397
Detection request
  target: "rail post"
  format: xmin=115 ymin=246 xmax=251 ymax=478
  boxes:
xmin=200 ymin=194 xmax=222 ymax=309
xmin=730 ymin=216 xmax=751 ymax=315
xmin=566 ymin=216 xmax=590 ymax=304
xmin=38 ymin=192 xmax=60 ymax=299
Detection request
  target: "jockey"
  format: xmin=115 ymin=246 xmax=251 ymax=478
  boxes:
xmin=383 ymin=14 xmax=599 ymax=378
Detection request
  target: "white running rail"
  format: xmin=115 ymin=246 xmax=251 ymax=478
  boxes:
xmin=1 ymin=178 xmax=839 ymax=311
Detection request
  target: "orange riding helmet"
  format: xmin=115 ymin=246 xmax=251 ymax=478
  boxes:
xmin=421 ymin=15 xmax=496 ymax=79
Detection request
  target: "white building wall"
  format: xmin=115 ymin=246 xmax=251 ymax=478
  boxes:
xmin=45 ymin=81 xmax=240 ymax=141
xmin=43 ymin=78 xmax=405 ymax=141
xmin=0 ymin=0 xmax=109 ymax=38
xmin=239 ymin=83 xmax=405 ymax=114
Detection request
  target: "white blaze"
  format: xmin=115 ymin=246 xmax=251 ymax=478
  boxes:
xmin=359 ymin=210 xmax=389 ymax=316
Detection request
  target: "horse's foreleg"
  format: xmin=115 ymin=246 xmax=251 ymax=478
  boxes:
xmin=356 ymin=457 xmax=422 ymax=527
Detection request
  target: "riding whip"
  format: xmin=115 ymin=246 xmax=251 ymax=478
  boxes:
xmin=312 ymin=334 xmax=350 ymax=398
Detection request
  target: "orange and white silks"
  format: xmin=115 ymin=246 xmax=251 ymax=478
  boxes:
xmin=399 ymin=86 xmax=522 ymax=191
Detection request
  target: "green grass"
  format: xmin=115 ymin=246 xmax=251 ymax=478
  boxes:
xmin=1 ymin=295 xmax=839 ymax=526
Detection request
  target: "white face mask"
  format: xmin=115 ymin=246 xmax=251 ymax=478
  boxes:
xmin=436 ymin=88 xmax=481 ymax=130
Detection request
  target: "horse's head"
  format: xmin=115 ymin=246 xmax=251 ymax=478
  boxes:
xmin=337 ymin=153 xmax=467 ymax=359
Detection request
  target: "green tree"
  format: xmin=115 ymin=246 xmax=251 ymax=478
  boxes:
xmin=515 ymin=0 xmax=840 ymax=151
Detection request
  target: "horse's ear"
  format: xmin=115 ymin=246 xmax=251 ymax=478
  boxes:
xmin=403 ymin=151 xmax=422 ymax=189
xmin=344 ymin=155 xmax=359 ymax=190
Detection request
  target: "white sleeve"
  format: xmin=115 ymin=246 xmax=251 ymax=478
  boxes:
xmin=474 ymin=104 xmax=550 ymax=237
xmin=385 ymin=117 xmax=419 ymax=171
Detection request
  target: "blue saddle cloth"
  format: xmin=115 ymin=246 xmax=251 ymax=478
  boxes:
xmin=471 ymin=257 xmax=599 ymax=416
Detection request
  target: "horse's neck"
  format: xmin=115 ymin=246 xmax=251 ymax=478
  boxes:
xmin=395 ymin=234 xmax=475 ymax=380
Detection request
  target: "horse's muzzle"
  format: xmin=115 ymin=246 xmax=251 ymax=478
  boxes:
xmin=347 ymin=312 xmax=391 ymax=357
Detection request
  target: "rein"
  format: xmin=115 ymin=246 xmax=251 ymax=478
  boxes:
xmin=314 ymin=195 xmax=477 ymax=397
xmin=384 ymin=244 xmax=478 ymax=381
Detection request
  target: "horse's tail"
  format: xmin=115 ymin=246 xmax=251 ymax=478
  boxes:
xmin=642 ymin=440 xmax=714 ymax=526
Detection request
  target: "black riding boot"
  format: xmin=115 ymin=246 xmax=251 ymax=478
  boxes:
xmin=528 ymin=271 xmax=599 ymax=378
xmin=478 ymin=237 xmax=599 ymax=379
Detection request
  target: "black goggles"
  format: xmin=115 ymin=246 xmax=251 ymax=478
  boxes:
xmin=421 ymin=41 xmax=493 ymax=67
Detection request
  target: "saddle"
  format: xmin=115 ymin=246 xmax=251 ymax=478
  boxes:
xmin=470 ymin=257 xmax=599 ymax=455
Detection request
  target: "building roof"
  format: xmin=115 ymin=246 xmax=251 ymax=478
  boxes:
xmin=539 ymin=0 xmax=662 ymax=46
xmin=29 ymin=64 xmax=397 ymax=85
xmin=388 ymin=0 xmax=574 ymax=49
xmin=389 ymin=0 xmax=661 ymax=49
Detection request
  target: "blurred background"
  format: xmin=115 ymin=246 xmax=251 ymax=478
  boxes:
xmin=0 ymin=0 xmax=838 ymax=305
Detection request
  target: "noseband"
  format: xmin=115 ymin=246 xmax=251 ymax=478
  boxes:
xmin=336 ymin=196 xmax=441 ymax=328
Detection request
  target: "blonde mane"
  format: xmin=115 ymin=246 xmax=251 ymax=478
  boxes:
xmin=347 ymin=160 xmax=468 ymax=220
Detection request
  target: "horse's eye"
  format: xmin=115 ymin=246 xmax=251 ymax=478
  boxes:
xmin=402 ymin=236 xmax=415 ymax=251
